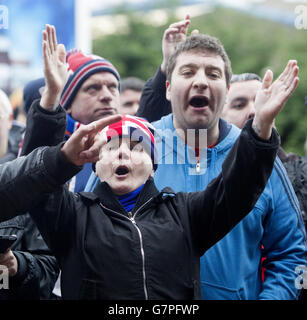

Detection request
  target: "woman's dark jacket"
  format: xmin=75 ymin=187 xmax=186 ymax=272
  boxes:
xmin=0 ymin=121 xmax=279 ymax=299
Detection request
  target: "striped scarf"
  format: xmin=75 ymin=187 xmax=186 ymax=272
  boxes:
xmin=65 ymin=113 xmax=81 ymax=141
xmin=65 ymin=114 xmax=93 ymax=192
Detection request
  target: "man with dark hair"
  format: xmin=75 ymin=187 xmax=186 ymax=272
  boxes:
xmin=132 ymin=16 xmax=306 ymax=300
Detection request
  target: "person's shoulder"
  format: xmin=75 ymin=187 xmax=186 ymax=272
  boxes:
xmin=214 ymin=120 xmax=241 ymax=151
xmin=152 ymin=113 xmax=173 ymax=130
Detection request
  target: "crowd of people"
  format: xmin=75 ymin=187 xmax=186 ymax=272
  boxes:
xmin=0 ymin=14 xmax=306 ymax=300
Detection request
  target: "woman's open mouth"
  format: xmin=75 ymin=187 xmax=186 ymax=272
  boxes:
xmin=115 ymin=165 xmax=130 ymax=178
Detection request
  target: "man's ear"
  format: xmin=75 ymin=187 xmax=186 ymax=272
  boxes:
xmin=166 ymin=80 xmax=171 ymax=102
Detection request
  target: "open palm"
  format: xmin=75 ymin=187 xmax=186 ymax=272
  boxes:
xmin=42 ymin=24 xmax=68 ymax=97
xmin=253 ymin=60 xmax=299 ymax=139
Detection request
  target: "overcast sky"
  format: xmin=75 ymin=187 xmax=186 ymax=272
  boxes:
xmin=87 ymin=0 xmax=307 ymax=12
xmin=88 ymin=0 xmax=146 ymax=11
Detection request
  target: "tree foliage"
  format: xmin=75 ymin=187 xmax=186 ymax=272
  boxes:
xmin=93 ymin=13 xmax=164 ymax=81
xmin=93 ymin=6 xmax=307 ymax=155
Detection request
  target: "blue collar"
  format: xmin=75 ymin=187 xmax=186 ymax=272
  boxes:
xmin=116 ymin=184 xmax=145 ymax=212
xmin=65 ymin=114 xmax=81 ymax=141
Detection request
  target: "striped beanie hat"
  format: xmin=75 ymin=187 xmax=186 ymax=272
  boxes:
xmin=99 ymin=115 xmax=158 ymax=170
xmin=60 ymin=50 xmax=120 ymax=110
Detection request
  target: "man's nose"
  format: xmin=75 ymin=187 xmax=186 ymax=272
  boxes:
xmin=193 ymin=70 xmax=208 ymax=91
xmin=98 ymin=86 xmax=112 ymax=102
xmin=118 ymin=142 xmax=130 ymax=159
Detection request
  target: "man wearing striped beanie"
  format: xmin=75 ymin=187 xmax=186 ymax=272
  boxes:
xmin=56 ymin=49 xmax=120 ymax=144
xmin=60 ymin=50 xmax=121 ymax=126
xmin=38 ymin=25 xmax=121 ymax=139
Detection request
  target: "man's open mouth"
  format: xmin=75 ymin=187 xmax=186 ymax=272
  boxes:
xmin=189 ymin=96 xmax=209 ymax=108
xmin=115 ymin=165 xmax=130 ymax=176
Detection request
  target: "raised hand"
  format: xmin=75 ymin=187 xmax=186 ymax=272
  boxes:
xmin=252 ymin=60 xmax=299 ymax=140
xmin=40 ymin=24 xmax=68 ymax=111
xmin=61 ymin=115 xmax=122 ymax=166
xmin=161 ymin=14 xmax=199 ymax=73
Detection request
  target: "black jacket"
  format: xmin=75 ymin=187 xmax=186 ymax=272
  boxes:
xmin=0 ymin=121 xmax=279 ymax=300
xmin=0 ymin=214 xmax=59 ymax=300
xmin=20 ymin=100 xmax=66 ymax=157
xmin=0 ymin=117 xmax=59 ymax=300
xmin=278 ymin=148 xmax=307 ymax=229
xmin=137 ymin=67 xmax=171 ymax=122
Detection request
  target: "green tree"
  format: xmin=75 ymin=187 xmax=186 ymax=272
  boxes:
xmin=93 ymin=13 xmax=164 ymax=81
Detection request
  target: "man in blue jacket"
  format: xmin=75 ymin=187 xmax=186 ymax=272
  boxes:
xmin=130 ymin=18 xmax=307 ymax=299
xmin=86 ymin=30 xmax=306 ymax=299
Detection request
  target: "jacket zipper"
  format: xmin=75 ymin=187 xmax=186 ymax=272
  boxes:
xmin=100 ymin=197 xmax=153 ymax=300
xmin=128 ymin=213 xmax=148 ymax=300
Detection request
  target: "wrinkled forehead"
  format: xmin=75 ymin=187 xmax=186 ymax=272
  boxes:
xmin=175 ymin=50 xmax=226 ymax=72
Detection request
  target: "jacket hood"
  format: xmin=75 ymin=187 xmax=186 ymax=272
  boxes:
xmin=152 ymin=114 xmax=241 ymax=164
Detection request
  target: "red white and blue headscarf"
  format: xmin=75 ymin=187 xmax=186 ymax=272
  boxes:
xmin=60 ymin=50 xmax=120 ymax=110
xmin=99 ymin=115 xmax=158 ymax=170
